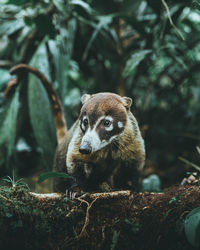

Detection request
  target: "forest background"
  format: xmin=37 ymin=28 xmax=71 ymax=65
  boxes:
xmin=0 ymin=0 xmax=200 ymax=191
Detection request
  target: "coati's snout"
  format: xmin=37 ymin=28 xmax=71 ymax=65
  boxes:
xmin=79 ymin=129 xmax=108 ymax=153
xmin=79 ymin=141 xmax=92 ymax=154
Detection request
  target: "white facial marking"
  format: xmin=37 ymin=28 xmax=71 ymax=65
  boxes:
xmin=105 ymin=124 xmax=113 ymax=131
xmin=81 ymin=128 xmax=101 ymax=152
xmin=97 ymin=116 xmax=105 ymax=125
xmin=118 ymin=121 xmax=123 ymax=128
xmin=105 ymin=115 xmax=113 ymax=122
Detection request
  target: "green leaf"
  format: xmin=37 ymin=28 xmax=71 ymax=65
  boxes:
xmin=7 ymin=0 xmax=34 ymax=5
xmin=0 ymin=69 xmax=11 ymax=90
xmin=28 ymin=77 xmax=56 ymax=169
xmin=184 ymin=207 xmax=200 ymax=247
xmin=70 ymin=0 xmax=95 ymax=15
xmin=53 ymin=0 xmax=68 ymax=15
xmin=193 ymin=0 xmax=200 ymax=12
xmin=38 ymin=171 xmax=72 ymax=183
xmin=82 ymin=15 xmax=113 ymax=60
xmin=0 ymin=87 xmax=20 ymax=158
xmin=110 ymin=230 xmax=118 ymax=250
xmin=123 ymin=50 xmax=152 ymax=77
xmin=124 ymin=219 xmax=140 ymax=234
xmin=0 ymin=19 xmax=24 ymax=36
xmin=28 ymin=43 xmax=57 ymax=170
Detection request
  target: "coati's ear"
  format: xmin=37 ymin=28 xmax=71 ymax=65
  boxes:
xmin=81 ymin=94 xmax=91 ymax=104
xmin=121 ymin=97 xmax=132 ymax=109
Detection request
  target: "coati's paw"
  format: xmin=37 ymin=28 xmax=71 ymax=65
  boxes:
xmin=66 ymin=185 xmax=84 ymax=199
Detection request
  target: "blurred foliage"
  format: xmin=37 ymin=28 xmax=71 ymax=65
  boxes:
xmin=37 ymin=171 xmax=71 ymax=184
xmin=184 ymin=206 xmax=200 ymax=248
xmin=0 ymin=0 xmax=200 ymax=185
xmin=141 ymin=174 xmax=161 ymax=192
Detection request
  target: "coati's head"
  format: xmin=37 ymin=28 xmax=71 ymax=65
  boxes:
xmin=79 ymin=92 xmax=132 ymax=154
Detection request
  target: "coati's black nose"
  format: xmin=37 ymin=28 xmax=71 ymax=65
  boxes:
xmin=79 ymin=143 xmax=92 ymax=154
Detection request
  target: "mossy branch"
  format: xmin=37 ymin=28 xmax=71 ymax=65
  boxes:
xmin=0 ymin=186 xmax=199 ymax=249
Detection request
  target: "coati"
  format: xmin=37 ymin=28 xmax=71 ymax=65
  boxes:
xmin=10 ymin=64 xmax=145 ymax=196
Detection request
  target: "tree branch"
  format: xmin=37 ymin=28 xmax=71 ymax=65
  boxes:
xmin=19 ymin=3 xmax=56 ymax=64
xmin=0 ymin=185 xmax=199 ymax=249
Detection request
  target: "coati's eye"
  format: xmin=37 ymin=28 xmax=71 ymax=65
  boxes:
xmin=104 ymin=119 xmax=111 ymax=127
xmin=83 ymin=118 xmax=88 ymax=126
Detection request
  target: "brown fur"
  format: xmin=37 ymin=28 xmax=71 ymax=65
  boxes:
xmin=53 ymin=92 xmax=145 ymax=193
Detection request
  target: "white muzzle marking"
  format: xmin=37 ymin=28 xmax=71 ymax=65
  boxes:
xmin=81 ymin=128 xmax=104 ymax=152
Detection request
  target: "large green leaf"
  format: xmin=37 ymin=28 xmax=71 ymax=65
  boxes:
xmin=0 ymin=68 xmax=11 ymax=90
xmin=28 ymin=76 xmax=57 ymax=169
xmin=0 ymin=3 xmax=21 ymax=17
xmin=70 ymin=0 xmax=95 ymax=15
xmin=28 ymin=43 xmax=57 ymax=170
xmin=0 ymin=87 xmax=20 ymax=158
xmin=123 ymin=50 xmax=152 ymax=77
xmin=82 ymin=15 xmax=114 ymax=60
xmin=184 ymin=207 xmax=200 ymax=247
xmin=0 ymin=19 xmax=24 ymax=36
xmin=53 ymin=0 xmax=68 ymax=16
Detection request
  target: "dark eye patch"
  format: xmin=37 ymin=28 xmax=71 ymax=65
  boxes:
xmin=98 ymin=120 xmax=124 ymax=141
xmin=80 ymin=115 xmax=89 ymax=132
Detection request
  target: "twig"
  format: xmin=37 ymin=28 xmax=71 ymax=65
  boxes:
xmin=196 ymin=146 xmax=200 ymax=155
xmin=0 ymin=194 xmax=10 ymax=202
xmin=4 ymin=77 xmax=18 ymax=97
xmin=77 ymin=197 xmax=99 ymax=238
xmin=161 ymin=0 xmax=185 ymax=40
xmin=179 ymin=156 xmax=200 ymax=172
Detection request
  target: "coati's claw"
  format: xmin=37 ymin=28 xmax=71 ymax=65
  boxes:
xmin=66 ymin=185 xmax=84 ymax=199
